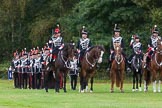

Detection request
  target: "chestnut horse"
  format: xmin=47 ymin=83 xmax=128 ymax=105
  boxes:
xmin=144 ymin=39 xmax=162 ymax=92
xmin=44 ymin=43 xmax=75 ymax=93
xmin=110 ymin=43 xmax=125 ymax=93
xmin=80 ymin=46 xmax=105 ymax=93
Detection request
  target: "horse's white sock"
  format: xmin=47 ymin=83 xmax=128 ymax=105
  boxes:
xmin=153 ymin=81 xmax=157 ymax=93
xmin=158 ymin=80 xmax=161 ymax=92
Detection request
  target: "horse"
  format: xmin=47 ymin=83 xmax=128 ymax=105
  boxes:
xmin=79 ymin=45 xmax=105 ymax=93
xmin=142 ymin=53 xmax=151 ymax=92
xmin=148 ymin=39 xmax=162 ymax=92
xmin=44 ymin=43 xmax=75 ymax=93
xmin=110 ymin=43 xmax=125 ymax=93
xmin=130 ymin=53 xmax=143 ymax=92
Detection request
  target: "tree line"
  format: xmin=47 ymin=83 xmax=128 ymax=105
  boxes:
xmin=0 ymin=0 xmax=162 ymax=62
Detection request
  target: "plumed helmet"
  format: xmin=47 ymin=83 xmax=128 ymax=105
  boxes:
xmin=81 ymin=26 xmax=88 ymax=35
xmin=152 ymin=25 xmax=159 ymax=34
xmin=54 ymin=24 xmax=61 ymax=34
xmin=134 ymin=34 xmax=140 ymax=39
xmin=114 ymin=24 xmax=120 ymax=32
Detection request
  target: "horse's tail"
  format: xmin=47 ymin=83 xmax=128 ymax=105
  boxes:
xmin=116 ymin=69 xmax=121 ymax=87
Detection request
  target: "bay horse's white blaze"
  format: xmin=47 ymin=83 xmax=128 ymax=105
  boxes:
xmin=98 ymin=51 xmax=104 ymax=63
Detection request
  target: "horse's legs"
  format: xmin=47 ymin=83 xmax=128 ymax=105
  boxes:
xmin=158 ymin=80 xmax=161 ymax=92
xmin=139 ymin=72 xmax=142 ymax=91
xmin=152 ymin=70 xmax=157 ymax=92
xmin=132 ymin=71 xmax=135 ymax=91
xmin=153 ymin=80 xmax=157 ymax=93
xmin=44 ymin=71 xmax=49 ymax=92
xmin=120 ymin=70 xmax=124 ymax=93
xmin=63 ymin=73 xmax=67 ymax=93
xmin=55 ymin=69 xmax=60 ymax=93
xmin=81 ymin=70 xmax=86 ymax=93
xmin=90 ymin=77 xmax=94 ymax=92
xmin=110 ymin=71 xmax=115 ymax=93
xmin=136 ymin=73 xmax=139 ymax=91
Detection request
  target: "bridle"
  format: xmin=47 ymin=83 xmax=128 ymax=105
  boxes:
xmin=85 ymin=47 xmax=104 ymax=67
xmin=114 ymin=46 xmax=123 ymax=64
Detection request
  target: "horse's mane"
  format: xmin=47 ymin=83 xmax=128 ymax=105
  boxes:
xmin=87 ymin=45 xmax=105 ymax=52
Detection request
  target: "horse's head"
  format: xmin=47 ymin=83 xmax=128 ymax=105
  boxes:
xmin=156 ymin=39 xmax=162 ymax=55
xmin=63 ymin=43 xmax=75 ymax=61
xmin=88 ymin=46 xmax=105 ymax=64
xmin=114 ymin=43 xmax=122 ymax=55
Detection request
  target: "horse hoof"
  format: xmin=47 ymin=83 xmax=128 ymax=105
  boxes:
xmin=139 ymin=87 xmax=142 ymax=92
xmin=153 ymin=90 xmax=156 ymax=93
xmin=144 ymin=89 xmax=147 ymax=92
xmin=110 ymin=90 xmax=114 ymax=93
xmin=158 ymin=90 xmax=161 ymax=93
xmin=121 ymin=90 xmax=124 ymax=93
xmin=132 ymin=89 xmax=135 ymax=92
xmin=90 ymin=90 xmax=93 ymax=93
xmin=136 ymin=89 xmax=139 ymax=91
xmin=81 ymin=90 xmax=84 ymax=93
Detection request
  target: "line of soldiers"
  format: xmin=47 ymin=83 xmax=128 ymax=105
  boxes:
xmin=12 ymin=47 xmax=47 ymax=89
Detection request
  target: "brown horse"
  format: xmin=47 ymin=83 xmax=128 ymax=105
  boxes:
xmin=110 ymin=43 xmax=125 ymax=93
xmin=145 ymin=39 xmax=162 ymax=92
xmin=44 ymin=43 xmax=75 ymax=93
xmin=142 ymin=53 xmax=151 ymax=92
xmin=80 ymin=46 xmax=105 ymax=93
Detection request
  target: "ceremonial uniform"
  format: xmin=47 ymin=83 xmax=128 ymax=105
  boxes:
xmin=48 ymin=25 xmax=64 ymax=62
xmin=128 ymin=35 xmax=143 ymax=63
xmin=69 ymin=56 xmax=79 ymax=90
xmin=76 ymin=27 xmax=92 ymax=66
xmin=108 ymin=24 xmax=130 ymax=71
xmin=145 ymin=26 xmax=161 ymax=68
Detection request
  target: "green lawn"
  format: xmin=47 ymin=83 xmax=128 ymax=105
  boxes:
xmin=0 ymin=79 xmax=161 ymax=108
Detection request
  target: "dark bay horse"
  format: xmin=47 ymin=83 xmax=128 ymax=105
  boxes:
xmin=131 ymin=53 xmax=143 ymax=92
xmin=149 ymin=39 xmax=162 ymax=92
xmin=44 ymin=43 xmax=75 ymax=93
xmin=110 ymin=43 xmax=125 ymax=93
xmin=80 ymin=46 xmax=105 ymax=93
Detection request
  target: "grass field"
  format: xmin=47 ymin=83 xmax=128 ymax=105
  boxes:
xmin=0 ymin=79 xmax=162 ymax=108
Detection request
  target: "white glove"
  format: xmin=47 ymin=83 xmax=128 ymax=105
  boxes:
xmin=50 ymin=49 xmax=52 ymax=53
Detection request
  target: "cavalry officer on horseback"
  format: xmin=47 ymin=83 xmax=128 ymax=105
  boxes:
xmin=48 ymin=24 xmax=64 ymax=62
xmin=76 ymin=26 xmax=92 ymax=67
xmin=128 ymin=35 xmax=143 ymax=64
xmin=144 ymin=25 xmax=161 ymax=68
xmin=108 ymin=24 xmax=130 ymax=72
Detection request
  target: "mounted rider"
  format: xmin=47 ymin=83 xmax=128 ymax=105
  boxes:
xmin=76 ymin=26 xmax=92 ymax=67
xmin=48 ymin=24 xmax=64 ymax=62
xmin=144 ymin=25 xmax=161 ymax=68
xmin=108 ymin=24 xmax=130 ymax=72
xmin=128 ymin=34 xmax=143 ymax=64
